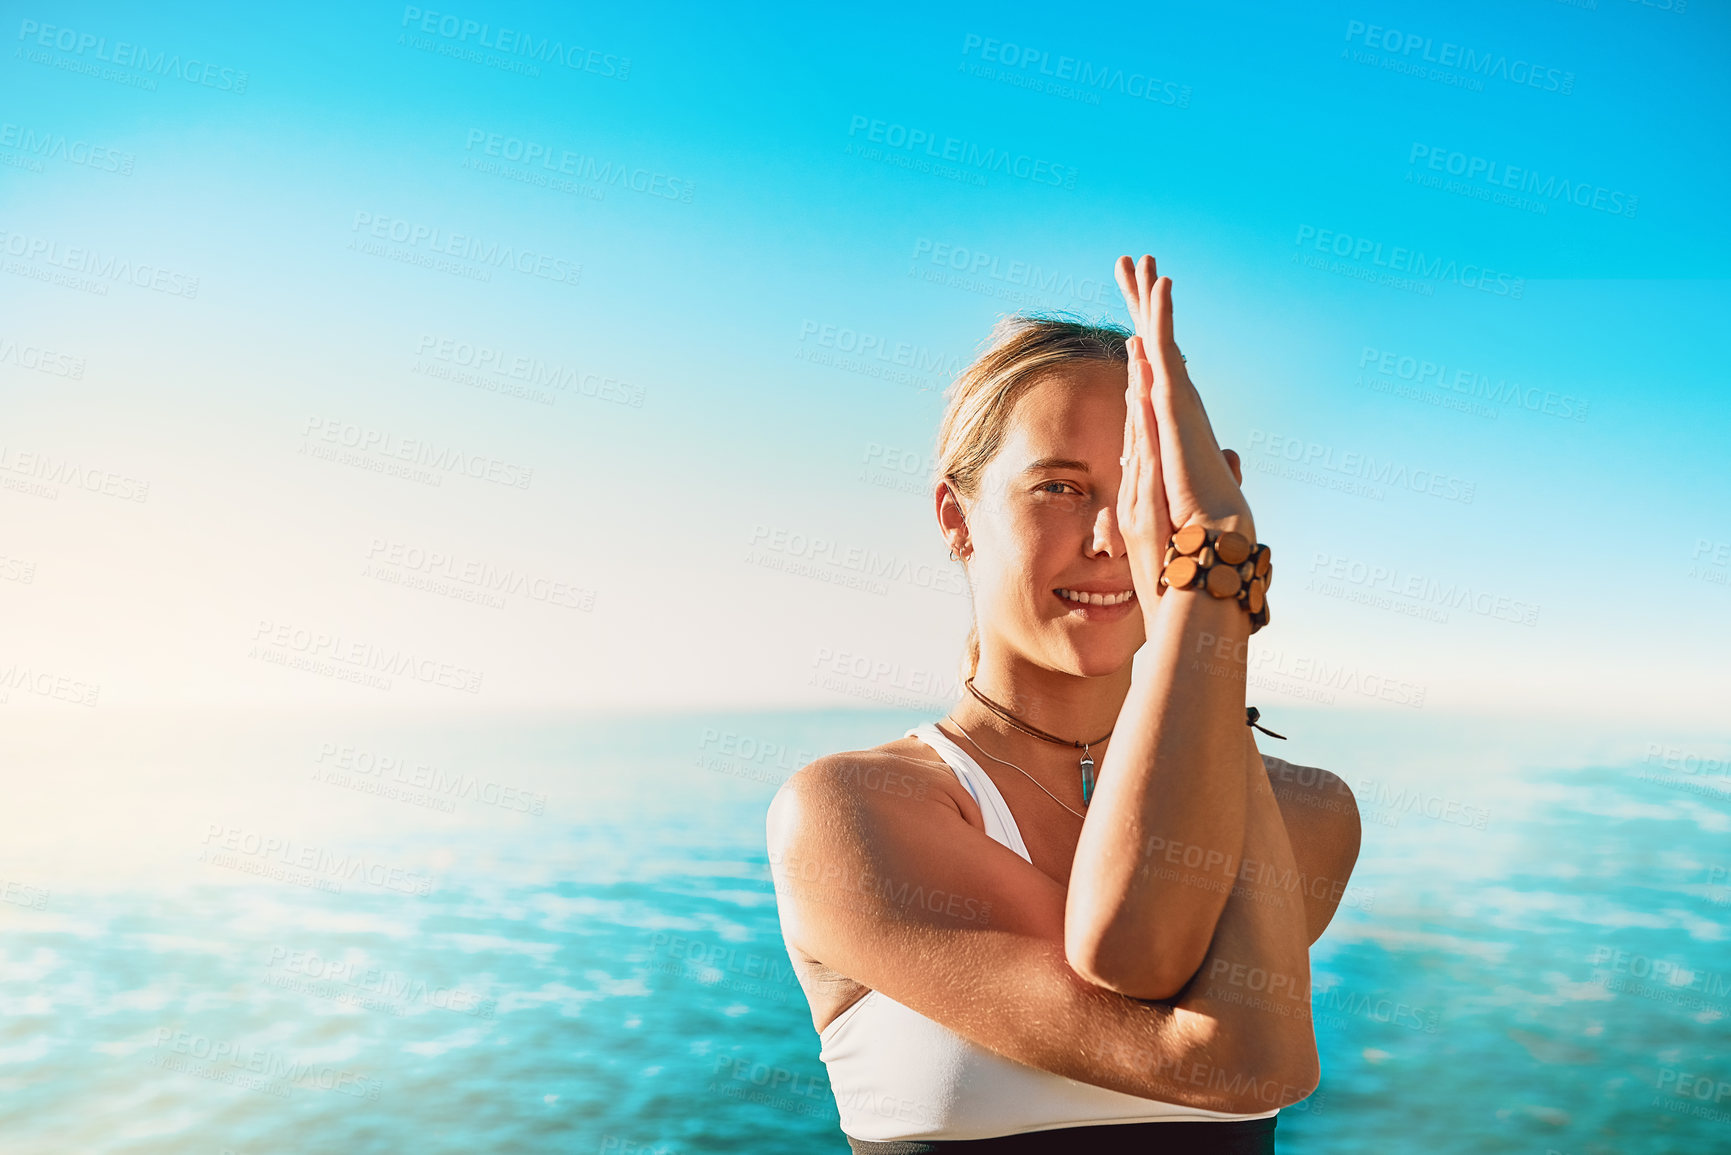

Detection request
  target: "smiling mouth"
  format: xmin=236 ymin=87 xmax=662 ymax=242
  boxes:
xmin=1054 ymin=588 xmax=1136 ymax=607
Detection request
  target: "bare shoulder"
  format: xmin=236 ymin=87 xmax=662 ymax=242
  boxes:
xmin=765 ymin=730 xmax=1061 ymax=1031
xmin=1259 ymin=752 xmax=1361 ymax=942
xmin=765 ymin=736 xmax=986 ymax=1027
xmin=768 ymin=735 xmax=974 ymax=835
xmin=1260 ymin=752 xmax=1361 ymax=863
xmin=1262 ymin=753 xmax=1358 ymax=817
xmin=765 ymin=736 xmax=983 ymax=940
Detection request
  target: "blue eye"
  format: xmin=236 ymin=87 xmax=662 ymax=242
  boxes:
xmin=1040 ymin=481 xmax=1082 ymax=496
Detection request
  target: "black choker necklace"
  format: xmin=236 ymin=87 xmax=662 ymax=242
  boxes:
xmin=961 ymin=679 xmax=1289 ymax=808
xmin=963 ymin=677 xmax=1113 ymax=806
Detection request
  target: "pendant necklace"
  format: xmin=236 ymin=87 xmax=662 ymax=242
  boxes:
xmin=960 ymin=676 xmax=1113 ymax=808
xmin=947 ymin=716 xmax=1087 ymax=822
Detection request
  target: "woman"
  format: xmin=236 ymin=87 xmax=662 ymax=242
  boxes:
xmin=767 ymin=255 xmax=1362 ymax=1153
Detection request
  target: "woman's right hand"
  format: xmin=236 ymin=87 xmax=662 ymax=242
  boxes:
xmin=1114 ymin=254 xmax=1253 ymax=581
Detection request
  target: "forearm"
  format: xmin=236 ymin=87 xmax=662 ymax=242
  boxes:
xmin=1158 ymin=730 xmax=1318 ymax=1100
xmin=1065 ymin=577 xmax=1255 ymax=998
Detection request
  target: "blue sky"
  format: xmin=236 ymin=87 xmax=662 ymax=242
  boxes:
xmin=2 ymin=0 xmax=1728 ymax=727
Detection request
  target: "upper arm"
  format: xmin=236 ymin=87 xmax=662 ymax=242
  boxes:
xmin=764 ymin=753 xmax=1274 ymax=1112
xmin=1261 ymin=755 xmax=1361 ymax=943
xmin=767 ymin=751 xmax=1067 ymax=947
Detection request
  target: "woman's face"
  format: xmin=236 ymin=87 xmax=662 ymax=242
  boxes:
xmin=960 ymin=361 xmax=1143 ymax=678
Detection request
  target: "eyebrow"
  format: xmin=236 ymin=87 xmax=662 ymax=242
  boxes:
xmin=1018 ymin=456 xmax=1092 ymax=476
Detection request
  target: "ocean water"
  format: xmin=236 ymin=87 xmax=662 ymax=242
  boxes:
xmin=0 ymin=707 xmax=1726 ymax=1154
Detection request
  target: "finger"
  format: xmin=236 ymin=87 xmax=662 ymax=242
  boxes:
xmin=1139 ymin=343 xmax=1165 ymax=526
xmin=1116 ymin=257 xmax=1149 ymax=343
xmin=1122 ymin=389 xmax=1146 ymax=524
xmin=1224 ymin=448 xmax=1242 ymax=486
xmin=1152 ymin=446 xmax=1169 ymax=544
xmin=1126 ymin=336 xmax=1151 ymax=468
xmin=1114 ymin=256 xmax=1139 ymax=328
xmin=1153 ymin=274 xmax=1175 ymax=351
xmin=1136 ymin=255 xmax=1157 ymax=335
xmin=1122 ymin=337 xmax=1145 ymax=491
xmin=1129 ymin=336 xmax=1159 ymax=484
xmin=1121 ymin=344 xmax=1138 ymax=463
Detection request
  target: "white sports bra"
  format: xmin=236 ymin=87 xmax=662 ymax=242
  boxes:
xmin=804 ymin=720 xmax=1279 ymax=1142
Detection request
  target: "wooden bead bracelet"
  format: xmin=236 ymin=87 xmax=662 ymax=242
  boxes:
xmin=1156 ymin=522 xmax=1273 ymax=633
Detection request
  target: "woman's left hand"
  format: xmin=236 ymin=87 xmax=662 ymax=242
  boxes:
xmin=1114 ymin=254 xmax=1250 ymax=540
xmin=1117 ymin=313 xmax=1175 ymax=595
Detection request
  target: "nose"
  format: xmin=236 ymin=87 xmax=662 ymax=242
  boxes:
xmin=1089 ymin=501 xmax=1124 ymax=559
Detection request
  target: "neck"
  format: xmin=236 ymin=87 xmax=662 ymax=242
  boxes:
xmin=946 ymin=647 xmax=1130 ymax=765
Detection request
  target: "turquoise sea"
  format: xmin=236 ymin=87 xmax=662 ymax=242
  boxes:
xmin=1 ymin=707 xmax=1726 ymax=1154
xmin=5 ymin=2 xmax=1726 ymax=1152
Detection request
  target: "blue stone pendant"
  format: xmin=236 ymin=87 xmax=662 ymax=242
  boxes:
xmin=1079 ymin=749 xmax=1095 ymax=807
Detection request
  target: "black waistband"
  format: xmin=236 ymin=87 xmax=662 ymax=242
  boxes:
xmin=846 ymin=1114 xmax=1277 ymax=1154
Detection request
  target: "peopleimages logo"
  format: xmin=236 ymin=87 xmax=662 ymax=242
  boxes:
xmin=1294 ymin=225 xmax=1524 ymax=299
xmin=1408 ymin=143 xmax=1637 ymax=219
xmin=0 ymin=226 xmax=200 ymax=298
xmin=16 ymin=18 xmax=250 ymax=92
xmin=398 ymin=6 xmax=630 ymax=79
xmin=1343 ymin=20 xmax=1575 ymax=95
xmin=349 ymin=211 xmax=581 ymax=287
xmin=1358 ymin=346 xmax=1588 ymax=422
xmin=0 ymin=122 xmax=134 ymax=174
xmin=1308 ymin=550 xmax=1540 ymax=627
xmin=846 ymin=115 xmax=1078 ymax=189
xmin=1247 ymin=428 xmax=1475 ymax=504
xmin=0 ymin=335 xmax=85 ymax=378
xmin=798 ymin=320 xmax=963 ymax=380
xmin=959 ymin=34 xmax=1191 ymax=108
xmin=462 ymin=129 xmax=694 ymax=203
xmin=908 ymin=239 xmax=1112 ymax=306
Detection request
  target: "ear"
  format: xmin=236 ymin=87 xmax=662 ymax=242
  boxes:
xmin=1223 ymin=448 xmax=1242 ymax=486
xmin=937 ymin=481 xmax=968 ymax=550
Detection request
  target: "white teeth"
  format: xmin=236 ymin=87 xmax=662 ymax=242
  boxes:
xmin=1057 ymin=588 xmax=1135 ymax=606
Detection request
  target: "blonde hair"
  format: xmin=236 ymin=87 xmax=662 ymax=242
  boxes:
xmin=934 ymin=312 xmax=1132 ymax=685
